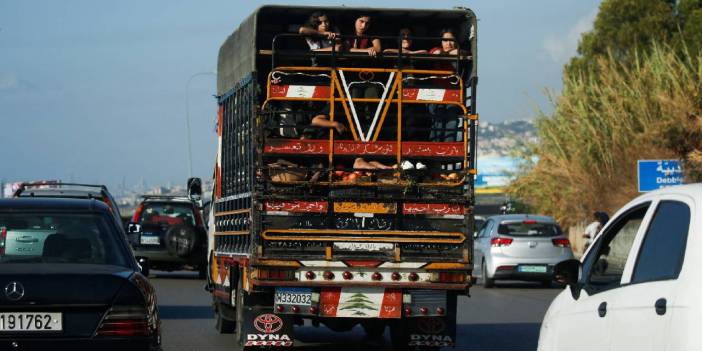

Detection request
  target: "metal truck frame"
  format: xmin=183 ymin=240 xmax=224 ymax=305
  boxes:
xmin=206 ymin=6 xmax=478 ymax=350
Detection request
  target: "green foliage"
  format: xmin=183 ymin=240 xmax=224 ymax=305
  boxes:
xmin=567 ymin=0 xmax=702 ymax=76
xmin=509 ymin=46 xmax=702 ymax=228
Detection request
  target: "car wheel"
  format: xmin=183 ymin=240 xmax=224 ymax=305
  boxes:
xmin=482 ymin=260 xmax=494 ymax=288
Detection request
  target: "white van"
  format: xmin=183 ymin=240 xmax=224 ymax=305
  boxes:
xmin=538 ymin=184 xmax=699 ymax=351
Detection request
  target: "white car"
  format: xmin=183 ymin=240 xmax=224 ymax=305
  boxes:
xmin=538 ymin=184 xmax=698 ymax=351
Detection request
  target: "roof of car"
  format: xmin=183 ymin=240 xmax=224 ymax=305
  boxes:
xmin=15 ymin=188 xmax=104 ymax=198
xmin=487 ymin=214 xmax=557 ymax=223
xmin=0 ymin=197 xmax=110 ymax=212
xmin=637 ymin=183 xmax=702 ymax=200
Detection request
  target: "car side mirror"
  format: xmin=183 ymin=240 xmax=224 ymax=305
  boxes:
xmin=126 ymin=222 xmax=141 ymax=234
xmin=554 ymin=259 xmax=582 ymax=300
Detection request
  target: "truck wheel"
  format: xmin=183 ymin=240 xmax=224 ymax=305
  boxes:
xmin=361 ymin=321 xmax=385 ymax=340
xmin=482 ymin=260 xmax=494 ymax=288
xmin=232 ymin=275 xmax=260 ymax=351
xmin=214 ymin=302 xmax=235 ymax=334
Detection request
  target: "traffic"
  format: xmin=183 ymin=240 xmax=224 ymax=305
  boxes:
xmin=3 ymin=2 xmax=699 ymax=351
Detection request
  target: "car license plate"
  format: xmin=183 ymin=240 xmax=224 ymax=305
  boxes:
xmin=518 ymin=265 xmax=547 ymax=273
xmin=140 ymin=235 xmax=160 ymax=245
xmin=275 ymin=288 xmax=313 ymax=306
xmin=334 ymin=242 xmax=394 ymax=252
xmin=0 ymin=313 xmax=62 ymax=332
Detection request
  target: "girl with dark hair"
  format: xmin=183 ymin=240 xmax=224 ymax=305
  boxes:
xmin=298 ymin=12 xmax=340 ymax=51
xmin=430 ymin=28 xmax=459 ymax=55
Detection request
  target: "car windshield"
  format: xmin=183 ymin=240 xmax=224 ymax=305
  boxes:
xmin=0 ymin=212 xmax=128 ymax=266
xmin=139 ymin=202 xmax=196 ymax=226
xmin=497 ymin=220 xmax=562 ymax=237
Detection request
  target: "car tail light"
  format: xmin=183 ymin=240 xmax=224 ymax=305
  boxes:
xmin=491 ymin=237 xmax=513 ymax=247
xmin=432 ymin=272 xmax=467 ymax=283
xmin=102 ymin=195 xmax=114 ymax=213
xmin=523 ymin=220 xmax=537 ymax=224
xmin=257 ymin=269 xmax=295 ymax=280
xmin=496 ymin=265 xmax=515 ymax=271
xmin=552 ymin=238 xmax=571 ymax=248
xmin=194 ymin=207 xmax=204 ymax=227
xmin=132 ymin=203 xmax=144 ymax=222
xmin=96 ymin=306 xmax=150 ymax=337
xmin=0 ymin=227 xmax=6 ymax=255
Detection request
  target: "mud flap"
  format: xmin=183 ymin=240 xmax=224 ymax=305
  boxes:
xmin=240 ymin=305 xmax=295 ymax=348
xmin=394 ymin=292 xmax=458 ymax=349
xmin=405 ymin=315 xmax=457 ymax=349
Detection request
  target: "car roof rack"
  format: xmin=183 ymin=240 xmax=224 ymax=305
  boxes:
xmin=14 ymin=182 xmax=109 ymax=197
xmin=141 ymin=195 xmax=191 ymax=200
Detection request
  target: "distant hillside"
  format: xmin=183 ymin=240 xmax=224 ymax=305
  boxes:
xmin=478 ymin=120 xmax=537 ymax=157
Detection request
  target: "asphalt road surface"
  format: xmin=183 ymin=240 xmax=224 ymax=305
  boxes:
xmin=151 ymin=271 xmax=561 ymax=351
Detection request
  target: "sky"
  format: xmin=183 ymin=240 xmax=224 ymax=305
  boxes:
xmin=0 ymin=0 xmax=600 ymax=193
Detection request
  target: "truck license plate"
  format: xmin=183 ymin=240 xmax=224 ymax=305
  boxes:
xmin=275 ymin=288 xmax=313 ymax=306
xmin=0 ymin=313 xmax=62 ymax=332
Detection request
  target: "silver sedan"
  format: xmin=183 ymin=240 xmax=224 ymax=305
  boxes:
xmin=474 ymin=214 xmax=574 ymax=288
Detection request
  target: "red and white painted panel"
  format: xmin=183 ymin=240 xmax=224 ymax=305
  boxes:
xmin=402 ymin=88 xmax=461 ymax=103
xmin=270 ymin=85 xmax=331 ymax=99
xmin=319 ymin=287 xmax=402 ymax=318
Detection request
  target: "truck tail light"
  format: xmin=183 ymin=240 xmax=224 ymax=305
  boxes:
xmin=432 ymin=272 xmax=467 ymax=283
xmin=96 ymin=306 xmax=150 ymax=337
xmin=257 ymin=269 xmax=295 ymax=280
xmin=491 ymin=237 xmax=513 ymax=247
xmin=552 ymin=238 xmax=570 ymax=248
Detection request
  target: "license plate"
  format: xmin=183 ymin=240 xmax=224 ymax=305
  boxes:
xmin=140 ymin=235 xmax=160 ymax=245
xmin=275 ymin=288 xmax=313 ymax=306
xmin=334 ymin=242 xmax=394 ymax=252
xmin=0 ymin=313 xmax=62 ymax=332
xmin=518 ymin=265 xmax=547 ymax=273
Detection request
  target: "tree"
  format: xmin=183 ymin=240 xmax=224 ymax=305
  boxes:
xmin=567 ymin=0 xmax=702 ymax=76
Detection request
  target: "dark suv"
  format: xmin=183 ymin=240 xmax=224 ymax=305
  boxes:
xmin=13 ymin=182 xmax=123 ymax=223
xmin=128 ymin=195 xmax=207 ymax=278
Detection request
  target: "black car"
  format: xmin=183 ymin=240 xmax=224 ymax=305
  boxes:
xmin=0 ymin=198 xmax=161 ymax=351
xmin=128 ymin=195 xmax=207 ymax=278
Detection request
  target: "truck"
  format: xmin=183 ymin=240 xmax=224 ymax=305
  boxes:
xmin=205 ymin=5 xmax=478 ymax=350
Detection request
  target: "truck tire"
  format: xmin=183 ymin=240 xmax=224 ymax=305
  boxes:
xmin=361 ymin=321 xmax=385 ymax=340
xmin=232 ymin=275 xmax=260 ymax=351
xmin=482 ymin=260 xmax=495 ymax=288
xmin=214 ymin=302 xmax=236 ymax=334
xmin=165 ymin=225 xmax=197 ymax=258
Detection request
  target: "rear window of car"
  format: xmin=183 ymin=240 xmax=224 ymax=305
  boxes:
xmin=497 ymin=220 xmax=562 ymax=237
xmin=138 ymin=202 xmax=196 ymax=226
xmin=0 ymin=212 xmax=128 ymax=266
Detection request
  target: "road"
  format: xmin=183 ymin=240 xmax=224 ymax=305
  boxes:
xmin=152 ymin=271 xmax=560 ymax=351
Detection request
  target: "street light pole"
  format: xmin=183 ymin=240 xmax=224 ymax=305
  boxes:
xmin=185 ymin=71 xmax=216 ymax=179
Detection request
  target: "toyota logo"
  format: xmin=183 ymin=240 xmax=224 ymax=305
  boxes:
xmin=253 ymin=314 xmax=283 ymax=334
xmin=4 ymin=281 xmax=25 ymax=301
